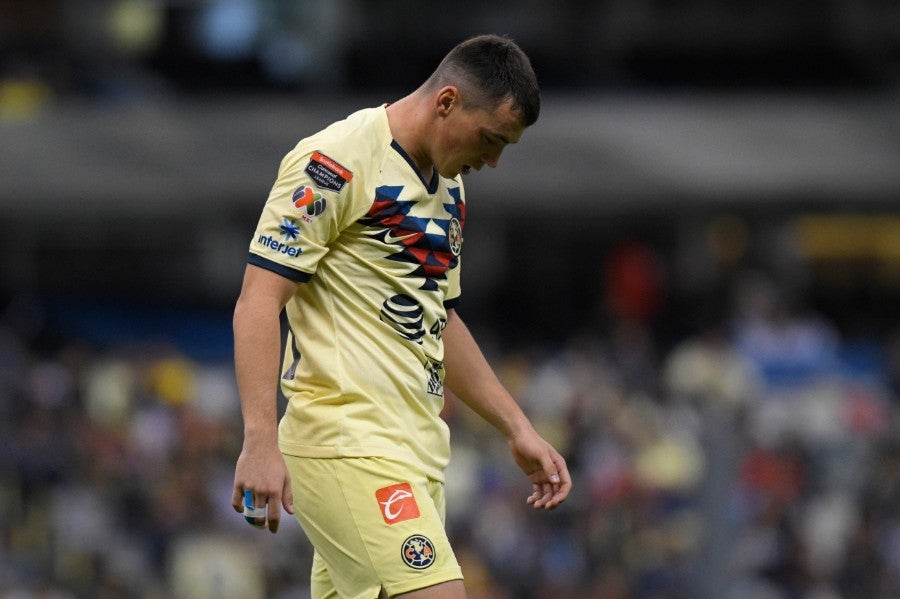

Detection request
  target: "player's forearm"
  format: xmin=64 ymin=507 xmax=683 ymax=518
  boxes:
xmin=233 ymin=294 xmax=284 ymax=445
xmin=441 ymin=310 xmax=532 ymax=439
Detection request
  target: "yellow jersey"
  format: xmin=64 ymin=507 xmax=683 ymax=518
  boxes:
xmin=247 ymin=106 xmax=465 ymax=481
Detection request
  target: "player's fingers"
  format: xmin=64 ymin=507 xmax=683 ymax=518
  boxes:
xmin=532 ymin=449 xmax=569 ymax=508
xmin=267 ymin=501 xmax=280 ymax=533
xmin=526 ymin=482 xmax=541 ymax=505
xmin=546 ymin=455 xmax=573 ymax=509
xmin=542 ymin=481 xmax=555 ymax=506
xmin=539 ymin=452 xmax=561 ymax=486
xmin=232 ymin=485 xmax=244 ymax=513
xmin=241 ymin=489 xmax=268 ymax=529
xmin=531 ymin=481 xmax=552 ymax=509
xmin=282 ymin=477 xmax=295 ymax=515
xmin=546 ymin=474 xmax=571 ymax=508
xmin=253 ymin=491 xmax=274 ymax=531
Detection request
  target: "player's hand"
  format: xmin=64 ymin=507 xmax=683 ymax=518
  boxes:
xmin=508 ymin=426 xmax=572 ymax=510
xmin=232 ymin=441 xmax=294 ymax=533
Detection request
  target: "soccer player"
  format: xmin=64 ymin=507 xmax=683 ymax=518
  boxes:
xmin=231 ymin=34 xmax=572 ymax=599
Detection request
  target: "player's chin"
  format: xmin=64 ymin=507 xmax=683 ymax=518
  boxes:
xmin=440 ymin=164 xmax=470 ymax=178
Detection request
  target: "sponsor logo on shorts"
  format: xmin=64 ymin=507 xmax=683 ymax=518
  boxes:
xmin=305 ymin=151 xmax=352 ymax=192
xmin=401 ymin=534 xmax=435 ymax=570
xmin=375 ymin=482 xmax=420 ymax=525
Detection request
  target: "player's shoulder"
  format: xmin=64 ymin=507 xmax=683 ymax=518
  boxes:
xmin=285 ymin=106 xmax=389 ymax=178
xmin=319 ymin=106 xmax=386 ymax=141
xmin=311 ymin=107 xmax=388 ymax=157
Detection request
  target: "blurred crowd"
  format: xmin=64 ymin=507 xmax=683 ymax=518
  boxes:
xmin=3 ymin=3 xmax=899 ymax=597
xmin=3 ymin=0 xmax=898 ymax=122
xmin=1 ymin=255 xmax=898 ymax=599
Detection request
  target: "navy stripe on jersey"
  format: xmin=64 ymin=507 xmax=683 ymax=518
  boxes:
xmin=391 ymin=140 xmax=439 ymax=194
xmin=248 ymin=253 xmax=312 ymax=282
xmin=359 ymin=185 xmax=464 ymax=291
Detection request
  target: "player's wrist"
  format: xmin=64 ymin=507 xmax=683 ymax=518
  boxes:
xmin=501 ymin=414 xmax=534 ymax=441
xmin=242 ymin=422 xmax=279 ymax=447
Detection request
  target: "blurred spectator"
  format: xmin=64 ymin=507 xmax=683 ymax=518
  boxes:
xmin=2 ymin=246 xmax=899 ymax=597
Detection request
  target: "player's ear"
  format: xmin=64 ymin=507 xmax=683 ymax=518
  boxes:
xmin=436 ymin=86 xmax=459 ymax=117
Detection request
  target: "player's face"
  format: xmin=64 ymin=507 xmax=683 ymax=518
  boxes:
xmin=435 ymin=96 xmax=526 ymax=179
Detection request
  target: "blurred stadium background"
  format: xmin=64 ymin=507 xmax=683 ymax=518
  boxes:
xmin=2 ymin=1 xmax=900 ymax=598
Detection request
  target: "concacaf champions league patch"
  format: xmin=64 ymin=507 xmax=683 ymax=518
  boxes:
xmin=305 ymin=151 xmax=353 ymax=192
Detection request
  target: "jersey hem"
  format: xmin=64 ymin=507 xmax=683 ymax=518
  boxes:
xmin=278 ymin=441 xmax=446 ymax=483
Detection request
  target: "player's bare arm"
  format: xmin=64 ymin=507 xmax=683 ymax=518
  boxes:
xmin=231 ymin=264 xmax=299 ymax=532
xmin=441 ymin=309 xmax=572 ymax=509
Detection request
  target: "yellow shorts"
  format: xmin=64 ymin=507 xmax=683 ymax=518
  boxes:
xmin=284 ymin=455 xmax=463 ymax=599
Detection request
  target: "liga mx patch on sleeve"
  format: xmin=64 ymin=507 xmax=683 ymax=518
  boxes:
xmin=375 ymin=482 xmax=421 ymax=525
xmin=305 ymin=151 xmax=353 ymax=192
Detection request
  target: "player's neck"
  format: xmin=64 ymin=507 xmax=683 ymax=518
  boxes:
xmin=385 ymin=94 xmax=435 ymax=182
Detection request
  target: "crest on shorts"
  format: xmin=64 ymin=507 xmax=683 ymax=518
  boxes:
xmin=401 ymin=534 xmax=435 ymax=570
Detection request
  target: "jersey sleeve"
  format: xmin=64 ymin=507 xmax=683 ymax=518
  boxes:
xmin=248 ymin=145 xmax=363 ymax=281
